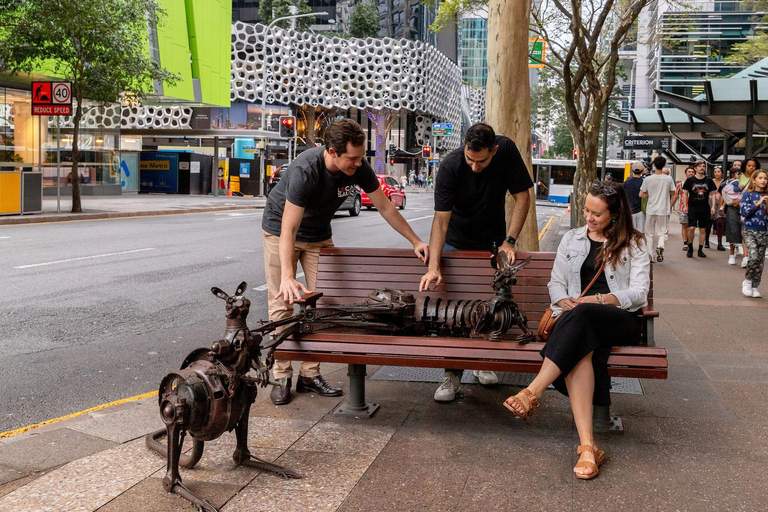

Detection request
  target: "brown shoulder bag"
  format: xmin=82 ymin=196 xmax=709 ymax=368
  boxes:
xmin=537 ymin=261 xmax=606 ymax=341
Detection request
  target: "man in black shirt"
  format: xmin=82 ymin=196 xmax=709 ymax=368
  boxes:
xmin=623 ymin=161 xmax=646 ymax=232
xmin=419 ymin=123 xmax=534 ymax=402
xmin=682 ymin=160 xmax=717 ymax=258
xmin=262 ymin=119 xmax=429 ymax=405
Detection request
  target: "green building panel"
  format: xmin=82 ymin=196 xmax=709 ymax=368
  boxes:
xmin=156 ymin=0 xmax=195 ymax=101
xmin=184 ymin=0 xmax=232 ymax=107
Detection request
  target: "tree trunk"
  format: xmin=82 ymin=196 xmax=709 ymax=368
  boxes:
xmin=572 ymin=106 xmax=603 ymax=227
xmin=485 ymin=0 xmax=538 ymax=251
xmin=70 ymin=97 xmax=82 ymax=213
xmin=306 ymin=106 xmax=316 ymax=145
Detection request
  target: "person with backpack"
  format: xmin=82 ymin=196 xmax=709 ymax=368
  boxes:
xmin=722 ymin=167 xmax=744 ymax=266
xmin=740 ymin=169 xmax=768 ymax=297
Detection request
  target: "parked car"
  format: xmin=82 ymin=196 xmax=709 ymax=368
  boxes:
xmin=361 ymin=175 xmax=406 ymax=210
xmin=267 ymin=164 xmax=286 ymax=196
xmin=338 ymin=186 xmax=362 ymax=216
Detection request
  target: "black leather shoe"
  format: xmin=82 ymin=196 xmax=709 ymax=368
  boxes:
xmin=296 ymin=375 xmax=343 ymax=397
xmin=270 ymin=377 xmax=292 ymax=405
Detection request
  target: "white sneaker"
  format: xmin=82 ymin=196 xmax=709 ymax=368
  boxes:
xmin=741 ymin=257 xmax=749 ymax=268
xmin=742 ymin=279 xmax=754 ymax=297
xmin=434 ymin=372 xmax=461 ymax=402
xmin=473 ymin=370 xmax=499 ymax=386
xmin=728 ymin=255 xmax=736 ymax=265
xmin=753 ymin=288 xmax=762 ymax=298
xmin=736 ymin=245 xmax=744 ymax=256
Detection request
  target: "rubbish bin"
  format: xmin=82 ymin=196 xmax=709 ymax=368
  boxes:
xmin=0 ymin=170 xmax=22 ymax=215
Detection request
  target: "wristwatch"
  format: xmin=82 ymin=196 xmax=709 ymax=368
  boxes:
xmin=504 ymin=235 xmax=517 ymax=246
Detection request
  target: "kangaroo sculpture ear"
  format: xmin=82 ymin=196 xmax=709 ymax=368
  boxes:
xmin=211 ymin=287 xmax=229 ymax=300
xmin=235 ymin=282 xmax=248 ymax=296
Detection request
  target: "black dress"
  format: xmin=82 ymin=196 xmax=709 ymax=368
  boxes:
xmin=540 ymin=237 xmax=641 ymax=406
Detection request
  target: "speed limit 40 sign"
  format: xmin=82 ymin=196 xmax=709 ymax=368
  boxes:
xmin=31 ymin=81 xmax=72 ymax=115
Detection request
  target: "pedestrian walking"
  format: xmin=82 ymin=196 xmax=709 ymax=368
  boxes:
xmin=639 ymin=156 xmax=676 ymax=262
xmin=710 ymin=166 xmax=726 ymax=251
xmin=722 ymin=167 xmax=744 ymax=265
xmin=740 ymin=169 xmax=768 ymax=297
xmin=739 ymin=158 xmax=761 ymax=267
xmin=623 ymin=162 xmax=646 ymax=232
xmin=676 ymin=167 xmax=695 ymax=251
xmin=682 ymin=160 xmax=717 ymax=258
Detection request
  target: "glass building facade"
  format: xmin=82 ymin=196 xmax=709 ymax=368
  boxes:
xmin=459 ymin=18 xmax=487 ymax=87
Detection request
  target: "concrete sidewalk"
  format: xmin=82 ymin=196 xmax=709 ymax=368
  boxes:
xmin=1 ymin=214 xmax=767 ymax=511
xmin=0 ymin=194 xmax=265 ymax=225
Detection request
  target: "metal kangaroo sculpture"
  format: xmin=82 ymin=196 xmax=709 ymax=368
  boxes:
xmin=147 ymin=252 xmax=533 ymax=511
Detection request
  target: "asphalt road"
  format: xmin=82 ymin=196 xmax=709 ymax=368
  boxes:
xmin=0 ymin=193 xmax=562 ymax=432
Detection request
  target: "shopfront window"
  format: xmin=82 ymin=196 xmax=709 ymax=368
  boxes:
xmin=0 ymin=87 xmax=42 ymax=172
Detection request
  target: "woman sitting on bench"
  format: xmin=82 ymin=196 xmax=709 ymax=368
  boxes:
xmin=503 ymin=180 xmax=650 ymax=480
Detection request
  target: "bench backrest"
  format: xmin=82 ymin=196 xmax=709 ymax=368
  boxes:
xmin=315 ymin=247 xmax=654 ymax=339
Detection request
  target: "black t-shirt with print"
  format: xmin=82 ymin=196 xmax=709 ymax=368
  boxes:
xmin=433 ymin=136 xmax=533 ymax=250
xmin=262 ymin=146 xmax=380 ymax=242
xmin=682 ymin=176 xmax=716 ymax=213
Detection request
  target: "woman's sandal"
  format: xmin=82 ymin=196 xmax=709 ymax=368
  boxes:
xmin=574 ymin=444 xmax=606 ymax=480
xmin=502 ymin=388 xmax=540 ymax=419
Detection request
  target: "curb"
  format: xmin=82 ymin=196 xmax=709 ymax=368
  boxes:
xmin=0 ymin=205 xmax=263 ymax=226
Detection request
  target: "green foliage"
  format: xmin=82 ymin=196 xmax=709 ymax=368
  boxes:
xmin=259 ymin=0 xmax=315 ymax=30
xmin=552 ymin=124 xmax=574 ymax=158
xmin=724 ymin=31 xmax=768 ymax=67
xmin=350 ymin=2 xmax=380 ymax=38
xmin=427 ymin=0 xmax=487 ymax=33
xmin=296 ymin=0 xmax=314 ymax=31
xmin=0 ymin=0 xmax=178 ymax=103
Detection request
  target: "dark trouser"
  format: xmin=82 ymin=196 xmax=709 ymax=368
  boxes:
xmin=540 ymin=303 xmax=641 ymax=406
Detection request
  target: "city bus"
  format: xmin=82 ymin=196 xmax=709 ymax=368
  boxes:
xmin=532 ymin=158 xmax=632 ymax=203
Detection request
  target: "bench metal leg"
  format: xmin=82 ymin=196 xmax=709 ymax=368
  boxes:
xmin=645 ymin=318 xmax=655 ymax=347
xmin=332 ymin=364 xmax=380 ymax=419
xmin=593 ymin=405 xmax=623 ymax=434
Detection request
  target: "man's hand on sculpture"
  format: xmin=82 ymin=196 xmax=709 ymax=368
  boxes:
xmin=277 ymin=276 xmax=309 ymax=304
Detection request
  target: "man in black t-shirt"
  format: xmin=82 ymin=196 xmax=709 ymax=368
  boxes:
xmin=623 ymin=161 xmax=646 ymax=232
xmin=682 ymin=160 xmax=717 ymax=258
xmin=418 ymin=123 xmax=534 ymax=402
xmin=262 ymin=119 xmax=429 ymax=405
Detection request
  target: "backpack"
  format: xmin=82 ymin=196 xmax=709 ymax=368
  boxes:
xmin=722 ymin=180 xmax=741 ymax=206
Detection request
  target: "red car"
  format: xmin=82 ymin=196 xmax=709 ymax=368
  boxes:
xmin=361 ymin=175 xmax=406 ymax=210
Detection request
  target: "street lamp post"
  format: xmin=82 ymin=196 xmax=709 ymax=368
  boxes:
xmin=258 ymin=12 xmax=329 ymax=196
xmin=601 ymin=95 xmax=629 ymax=180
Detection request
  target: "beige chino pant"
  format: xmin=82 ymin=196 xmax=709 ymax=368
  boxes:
xmin=262 ymin=230 xmax=334 ymax=379
xmin=645 ymin=214 xmax=669 ymax=254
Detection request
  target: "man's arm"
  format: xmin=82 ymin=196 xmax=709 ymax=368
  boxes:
xmin=277 ymin=200 xmax=308 ymax=304
xmin=501 ymin=190 xmax=530 ymax=262
xmin=639 ymin=190 xmax=649 ymax=199
xmin=682 ymin=190 xmax=689 ymax=213
xmin=419 ymin=211 xmax=451 ymax=291
xmin=367 ymin=188 xmax=428 ymax=262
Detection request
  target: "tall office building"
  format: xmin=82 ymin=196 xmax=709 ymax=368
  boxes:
xmin=374 ymin=0 xmax=457 ymax=62
xmin=232 ymin=0 xmax=337 ymax=31
xmin=625 ymin=0 xmax=767 ymax=110
xmin=458 ymin=15 xmax=488 ymax=87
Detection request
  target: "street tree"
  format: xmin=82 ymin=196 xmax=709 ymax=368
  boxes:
xmin=0 ymin=0 xmax=178 ymax=213
xmin=431 ymin=0 xmax=650 ymax=226
xmin=259 ymin=0 xmax=315 ymax=30
xmin=350 ymin=2 xmax=381 ymax=38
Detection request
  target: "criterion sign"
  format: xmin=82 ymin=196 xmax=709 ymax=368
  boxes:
xmin=432 ymin=123 xmax=453 ymax=136
xmin=31 ymin=81 xmax=73 ymax=115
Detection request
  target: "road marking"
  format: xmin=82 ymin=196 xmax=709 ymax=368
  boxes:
xmin=538 ymin=215 xmax=555 ymax=240
xmin=253 ymin=271 xmax=304 ymax=291
xmin=14 ymin=247 xmax=156 ymax=269
xmin=406 ymin=215 xmax=433 ymax=222
xmin=0 ymin=390 xmax=158 ymax=440
xmin=216 ymin=212 xmax=263 ymax=221
xmin=0 ymin=236 xmax=9 ymax=239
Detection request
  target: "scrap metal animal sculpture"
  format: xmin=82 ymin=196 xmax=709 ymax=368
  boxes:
xmin=147 ymin=253 xmax=533 ymax=510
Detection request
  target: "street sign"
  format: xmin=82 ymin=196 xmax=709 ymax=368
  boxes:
xmin=429 ymin=158 xmax=439 ymax=163
xmin=623 ymin=136 xmax=671 ymax=150
xmin=432 ymin=123 xmax=453 ymax=136
xmin=529 ymin=39 xmax=546 ymax=68
xmin=243 ymin=146 xmax=259 ymax=154
xmin=31 ymin=81 xmax=72 ymax=115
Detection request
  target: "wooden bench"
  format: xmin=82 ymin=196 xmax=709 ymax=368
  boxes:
xmin=275 ymin=248 xmax=666 ymax=432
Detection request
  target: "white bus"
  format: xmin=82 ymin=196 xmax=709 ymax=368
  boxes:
xmin=532 ymin=158 xmax=632 ymax=203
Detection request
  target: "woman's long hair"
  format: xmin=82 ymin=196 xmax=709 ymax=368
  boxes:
xmin=589 ymin=180 xmax=645 ymax=269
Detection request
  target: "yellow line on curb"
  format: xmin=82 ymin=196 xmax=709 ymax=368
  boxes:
xmin=0 ymin=390 xmax=158 ymax=440
xmin=538 ymin=215 xmax=555 ymax=241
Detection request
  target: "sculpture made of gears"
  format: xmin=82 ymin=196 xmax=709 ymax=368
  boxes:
xmin=148 ymin=252 xmax=532 ymax=511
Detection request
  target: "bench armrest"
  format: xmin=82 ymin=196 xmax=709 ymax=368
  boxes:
xmin=295 ymin=292 xmax=324 ymax=307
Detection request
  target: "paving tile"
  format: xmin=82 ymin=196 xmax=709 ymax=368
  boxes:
xmin=222 ymin=487 xmax=346 ymax=512
xmin=291 ymin=421 xmax=394 ymax=456
xmin=701 ymin=365 xmax=768 ymax=382
xmin=0 ymin=428 xmax=116 ymax=473
xmin=337 ymin=458 xmax=473 ymax=512
xmin=96 ymin=477 xmax=242 ymax=512
xmin=252 ymin=450 xmax=374 ymax=495
xmin=572 ymin=444 xmax=768 ymax=511
xmin=246 ymin=417 xmax=316 ymax=449
xmin=0 ymin=464 xmax=24 ymax=487
xmin=66 ymin=400 xmax=164 ymax=444
xmin=0 ymin=438 xmax=164 ymax=512
xmin=693 ymin=353 xmax=766 ymax=368
xmin=0 ymin=472 xmax=45 ymax=500
xmin=652 ymin=417 xmax=761 ymax=455
xmin=373 ymin=425 xmax=485 ymax=465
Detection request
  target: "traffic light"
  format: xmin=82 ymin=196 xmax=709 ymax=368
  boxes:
xmin=279 ymin=116 xmax=295 ymax=138
xmin=388 ymin=142 xmax=396 ymax=157
xmin=390 ymin=158 xmax=395 ymax=165
xmin=422 ymin=145 xmax=431 ymax=159
xmin=573 ymin=149 xmax=579 ymax=159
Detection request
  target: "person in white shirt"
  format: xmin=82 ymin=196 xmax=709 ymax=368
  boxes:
xmin=639 ymin=156 xmax=677 ymax=262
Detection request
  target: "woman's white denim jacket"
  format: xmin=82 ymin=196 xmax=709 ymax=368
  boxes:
xmin=548 ymin=225 xmax=650 ymax=314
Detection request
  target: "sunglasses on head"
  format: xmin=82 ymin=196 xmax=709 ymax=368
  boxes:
xmin=590 ymin=180 xmax=617 ymax=196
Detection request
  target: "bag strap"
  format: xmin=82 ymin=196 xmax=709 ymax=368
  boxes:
xmin=578 ymin=260 xmax=606 ymax=299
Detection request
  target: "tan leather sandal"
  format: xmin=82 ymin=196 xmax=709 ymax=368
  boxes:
xmin=574 ymin=444 xmax=605 ymax=480
xmin=502 ymin=389 xmax=540 ymax=419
